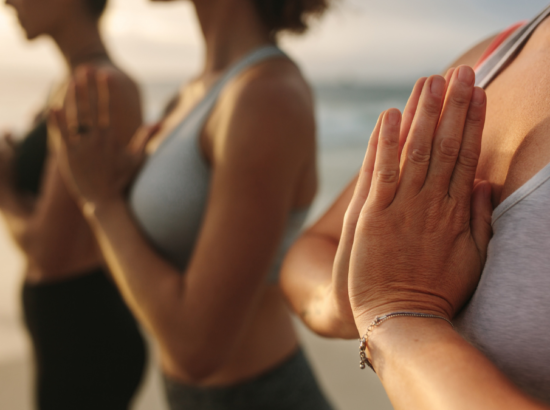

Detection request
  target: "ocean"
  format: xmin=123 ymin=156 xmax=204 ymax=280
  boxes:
xmin=0 ymin=76 xmax=410 ymax=409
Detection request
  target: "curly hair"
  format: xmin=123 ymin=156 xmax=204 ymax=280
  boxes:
xmin=252 ymin=0 xmax=330 ymax=36
xmin=85 ymin=0 xmax=108 ymax=19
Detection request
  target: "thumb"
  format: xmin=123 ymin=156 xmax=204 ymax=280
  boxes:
xmin=470 ymin=180 xmax=493 ymax=263
xmin=129 ymin=123 xmax=161 ymax=156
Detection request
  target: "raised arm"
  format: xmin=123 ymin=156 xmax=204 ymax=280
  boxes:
xmin=347 ymin=66 xmax=547 ymax=410
xmin=280 ymin=32 xmax=503 ymax=339
xmin=280 ymin=75 xmax=429 ymax=339
xmin=52 ymin=66 xmax=315 ymax=381
xmin=0 ymin=68 xmax=141 ymax=273
xmin=280 ymin=175 xmax=357 ymax=338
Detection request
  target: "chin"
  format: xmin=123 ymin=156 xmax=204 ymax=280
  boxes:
xmin=25 ymin=32 xmax=40 ymax=40
xmin=21 ymin=28 xmax=39 ymax=40
xmin=18 ymin=24 xmax=41 ymax=41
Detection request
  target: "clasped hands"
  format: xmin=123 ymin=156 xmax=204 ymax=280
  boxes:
xmin=50 ymin=67 xmax=159 ymax=211
xmin=330 ymin=65 xmax=493 ymax=338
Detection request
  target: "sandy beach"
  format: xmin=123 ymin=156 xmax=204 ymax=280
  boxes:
xmin=0 ymin=145 xmax=395 ymax=410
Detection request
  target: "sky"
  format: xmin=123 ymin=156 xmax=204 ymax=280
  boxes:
xmin=0 ymin=0 xmax=549 ymax=84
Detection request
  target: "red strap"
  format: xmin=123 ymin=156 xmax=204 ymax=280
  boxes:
xmin=474 ymin=21 xmax=526 ymax=70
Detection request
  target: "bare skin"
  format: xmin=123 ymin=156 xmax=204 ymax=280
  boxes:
xmin=1 ymin=0 xmax=142 ymax=283
xmin=52 ymin=0 xmax=318 ymax=386
xmin=281 ymin=16 xmax=550 ymax=409
xmin=281 ymin=20 xmax=550 ymax=336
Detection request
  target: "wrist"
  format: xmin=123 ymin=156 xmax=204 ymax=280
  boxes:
xmin=353 ymin=299 xmax=453 ymax=337
xmin=326 ymin=293 xmax=359 ymax=339
xmin=83 ymin=196 xmax=126 ymax=223
xmin=365 ymin=315 xmax=455 ymax=373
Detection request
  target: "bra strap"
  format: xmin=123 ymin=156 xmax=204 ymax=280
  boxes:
xmin=476 ymin=4 xmax=550 ymax=89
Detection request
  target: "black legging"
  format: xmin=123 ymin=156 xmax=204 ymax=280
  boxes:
xmin=22 ymin=268 xmax=147 ymax=410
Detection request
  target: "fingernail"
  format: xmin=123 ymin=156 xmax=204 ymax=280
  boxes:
xmin=387 ymin=109 xmax=400 ymax=126
xmin=458 ymin=66 xmax=475 ymax=85
xmin=430 ymin=76 xmax=445 ymax=97
xmin=472 ymin=87 xmax=485 ymax=105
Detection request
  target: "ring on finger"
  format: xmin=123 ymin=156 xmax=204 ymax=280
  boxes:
xmin=76 ymin=124 xmax=91 ymax=135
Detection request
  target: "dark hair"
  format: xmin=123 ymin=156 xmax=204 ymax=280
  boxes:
xmin=85 ymin=0 xmax=108 ymax=19
xmin=252 ymin=0 xmax=330 ymax=36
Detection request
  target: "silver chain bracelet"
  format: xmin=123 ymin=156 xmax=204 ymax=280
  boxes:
xmin=359 ymin=312 xmax=454 ymax=371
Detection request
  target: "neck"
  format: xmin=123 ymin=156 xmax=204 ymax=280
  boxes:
xmin=192 ymin=0 xmax=273 ymax=74
xmin=50 ymin=17 xmax=108 ymax=73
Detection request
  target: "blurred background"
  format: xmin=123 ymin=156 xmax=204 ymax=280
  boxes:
xmin=0 ymin=0 xmax=548 ymax=408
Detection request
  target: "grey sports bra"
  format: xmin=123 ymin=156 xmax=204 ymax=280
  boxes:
xmin=454 ymin=4 xmax=550 ymax=403
xmin=129 ymin=46 xmax=309 ymax=282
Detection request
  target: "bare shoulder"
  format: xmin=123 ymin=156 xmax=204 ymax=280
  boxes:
xmin=225 ymin=58 xmax=314 ymax=133
xmin=214 ymin=57 xmax=315 ymax=157
xmin=446 ymin=34 xmax=499 ymax=71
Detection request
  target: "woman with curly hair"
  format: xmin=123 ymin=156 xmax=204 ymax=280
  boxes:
xmin=50 ymin=0 xmax=333 ymax=409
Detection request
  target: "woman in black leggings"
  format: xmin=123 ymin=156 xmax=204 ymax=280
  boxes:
xmin=1 ymin=0 xmax=146 ymax=408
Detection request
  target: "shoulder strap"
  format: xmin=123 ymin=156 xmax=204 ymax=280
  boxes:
xmin=207 ymin=46 xmax=286 ymax=100
xmin=476 ymin=4 xmax=550 ymax=88
xmin=170 ymin=46 xmax=286 ymax=141
xmin=190 ymin=46 xmax=286 ymax=121
xmin=474 ymin=21 xmax=526 ymax=71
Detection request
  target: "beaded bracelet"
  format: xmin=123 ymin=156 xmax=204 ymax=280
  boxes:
xmin=359 ymin=312 xmax=454 ymax=371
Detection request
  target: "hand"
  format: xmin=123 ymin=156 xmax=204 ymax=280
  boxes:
xmin=329 ymin=77 xmax=431 ymax=333
xmin=347 ymin=66 xmax=493 ymax=332
xmin=50 ymin=67 xmax=159 ymax=208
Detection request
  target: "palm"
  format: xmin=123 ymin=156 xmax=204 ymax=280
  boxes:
xmin=51 ymin=67 xmax=156 ymax=207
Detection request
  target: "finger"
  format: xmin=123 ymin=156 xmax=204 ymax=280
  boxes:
xmin=50 ymin=108 xmax=78 ymax=157
xmin=65 ymin=81 xmax=79 ymax=133
xmin=470 ymin=180 xmax=493 ymax=264
xmin=74 ymin=66 xmax=97 ymax=131
xmin=96 ymin=70 xmax=111 ymax=130
xmin=449 ymin=87 xmax=486 ymax=200
xmin=396 ymin=75 xmax=446 ymax=197
xmin=342 ymin=113 xmax=384 ymax=227
xmin=129 ymin=123 xmax=161 ymax=155
xmin=367 ymin=108 xmax=402 ymax=211
xmin=50 ymin=109 xmax=71 ymax=146
xmin=399 ymin=77 xmax=428 ymax=160
xmin=424 ymin=65 xmax=476 ymax=194
xmin=332 ymin=114 xmax=384 ymax=299
xmin=443 ymin=68 xmax=455 ymax=94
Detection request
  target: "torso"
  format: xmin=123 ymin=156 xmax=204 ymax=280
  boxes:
xmin=130 ymin=49 xmax=316 ymax=385
xmin=477 ymin=19 xmax=550 ymax=206
xmin=23 ymin=61 xmax=141 ymax=283
xmin=454 ymin=11 xmax=550 ymax=403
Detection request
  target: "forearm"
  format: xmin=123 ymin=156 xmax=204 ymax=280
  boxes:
xmin=86 ymin=198 xmax=280 ymax=379
xmin=85 ymin=199 xmax=186 ymax=343
xmin=364 ymin=318 xmax=547 ymax=410
xmin=281 ymin=234 xmax=357 ymax=338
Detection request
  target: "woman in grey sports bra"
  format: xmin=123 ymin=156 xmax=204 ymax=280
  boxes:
xmin=48 ymin=0 xmax=334 ymax=409
xmin=281 ymin=3 xmax=550 ymax=409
